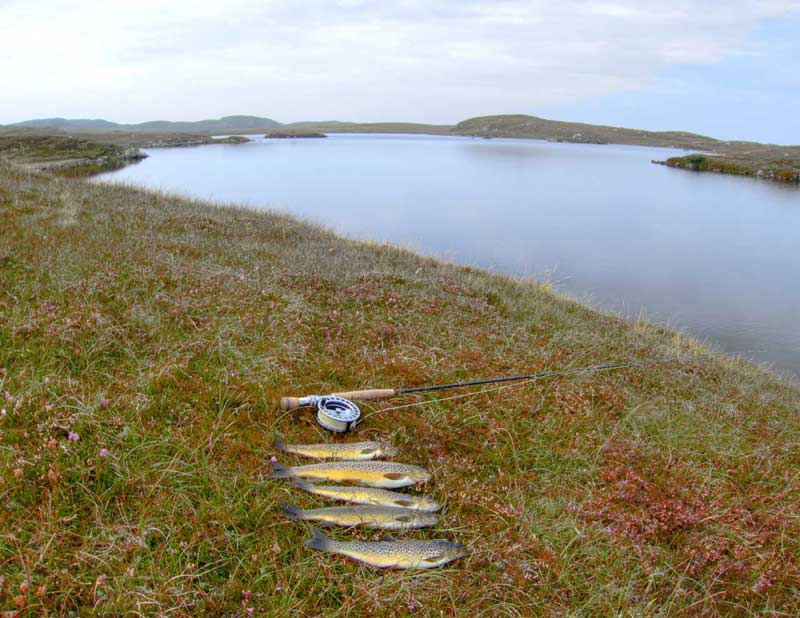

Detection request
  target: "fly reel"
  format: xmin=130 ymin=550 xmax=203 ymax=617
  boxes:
xmin=280 ymin=394 xmax=361 ymax=432
xmin=316 ymin=396 xmax=361 ymax=433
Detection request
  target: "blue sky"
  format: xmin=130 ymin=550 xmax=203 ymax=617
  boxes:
xmin=1 ymin=1 xmax=798 ymax=143
xmin=543 ymin=15 xmax=800 ymax=143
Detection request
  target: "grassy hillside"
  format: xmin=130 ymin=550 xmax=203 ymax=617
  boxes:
xmin=453 ymin=114 xmax=721 ymax=149
xmin=1 ymin=160 xmax=799 ymax=616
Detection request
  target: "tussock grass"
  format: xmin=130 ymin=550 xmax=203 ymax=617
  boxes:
xmin=1 ymin=162 xmax=799 ymax=616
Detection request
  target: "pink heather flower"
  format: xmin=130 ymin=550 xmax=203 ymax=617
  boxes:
xmin=101 ymin=398 xmax=109 ymax=408
xmin=99 ymin=448 xmax=109 ymax=459
xmin=0 ymin=408 xmax=5 ymax=417
xmin=239 ymin=274 xmax=246 ymax=281
xmin=270 ymin=455 xmax=278 ymax=463
xmin=68 ymin=431 xmax=79 ymax=442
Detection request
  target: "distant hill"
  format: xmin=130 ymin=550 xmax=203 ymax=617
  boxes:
xmin=12 ymin=115 xmax=282 ymax=133
xmin=13 ymin=118 xmax=121 ymax=130
xmin=285 ymin=120 xmax=453 ymax=135
xmin=453 ymin=114 xmax=722 ymax=150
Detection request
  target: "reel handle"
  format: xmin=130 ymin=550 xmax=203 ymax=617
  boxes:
xmin=280 ymin=389 xmax=396 ymax=411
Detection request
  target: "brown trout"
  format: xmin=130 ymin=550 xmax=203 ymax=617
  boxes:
xmin=291 ymin=479 xmax=441 ymax=511
xmin=268 ymin=461 xmax=430 ymax=488
xmin=305 ymin=526 xmax=465 ymax=569
xmin=282 ymin=503 xmax=438 ymax=529
xmin=273 ymin=436 xmax=398 ymax=461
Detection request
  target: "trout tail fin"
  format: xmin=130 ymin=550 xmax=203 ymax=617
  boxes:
xmin=272 ymin=435 xmax=287 ymax=452
xmin=268 ymin=463 xmax=294 ymax=479
xmin=291 ymin=478 xmax=315 ymax=492
xmin=306 ymin=526 xmax=332 ymax=552
xmin=281 ymin=503 xmax=305 ymax=520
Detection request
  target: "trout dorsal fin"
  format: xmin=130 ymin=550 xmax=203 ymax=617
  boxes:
xmin=380 ymin=534 xmax=399 ymax=543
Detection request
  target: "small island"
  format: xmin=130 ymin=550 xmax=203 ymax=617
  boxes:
xmin=263 ymin=130 xmax=327 ymax=139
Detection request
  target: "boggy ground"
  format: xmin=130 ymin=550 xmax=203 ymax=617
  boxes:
xmin=1 ymin=161 xmax=799 ymax=616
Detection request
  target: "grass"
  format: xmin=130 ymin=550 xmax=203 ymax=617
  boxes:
xmin=1 ymin=160 xmax=799 ymax=616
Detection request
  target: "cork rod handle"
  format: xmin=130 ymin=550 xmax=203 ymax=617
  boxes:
xmin=280 ymin=389 xmax=397 ymax=411
xmin=332 ymin=389 xmax=396 ymax=401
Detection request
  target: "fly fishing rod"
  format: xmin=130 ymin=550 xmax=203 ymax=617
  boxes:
xmin=280 ymin=356 xmax=707 ymax=432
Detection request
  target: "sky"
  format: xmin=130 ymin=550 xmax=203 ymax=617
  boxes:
xmin=1 ymin=0 xmax=799 ymax=143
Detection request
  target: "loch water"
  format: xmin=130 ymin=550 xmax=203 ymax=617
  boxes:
xmin=95 ymin=133 xmax=800 ymax=376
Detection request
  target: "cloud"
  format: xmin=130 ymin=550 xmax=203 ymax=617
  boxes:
xmin=0 ymin=0 xmax=797 ymax=123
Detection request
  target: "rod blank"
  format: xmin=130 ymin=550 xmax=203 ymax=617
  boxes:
xmin=279 ymin=356 xmax=707 ymax=411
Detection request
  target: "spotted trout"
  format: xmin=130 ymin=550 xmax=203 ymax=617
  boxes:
xmin=268 ymin=461 xmax=430 ymax=488
xmin=273 ymin=436 xmax=398 ymax=461
xmin=291 ymin=479 xmax=441 ymax=511
xmin=305 ymin=526 xmax=465 ymax=569
xmin=282 ymin=503 xmax=438 ymax=529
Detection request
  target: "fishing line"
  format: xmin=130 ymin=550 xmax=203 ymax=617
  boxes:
xmin=368 ymin=353 xmax=710 ymax=416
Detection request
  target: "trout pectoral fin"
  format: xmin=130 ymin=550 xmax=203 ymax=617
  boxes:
xmin=394 ymin=499 xmax=414 ymax=507
xmin=359 ymin=447 xmax=378 ymax=455
xmin=422 ymin=555 xmax=444 ymax=563
xmin=383 ymin=472 xmax=407 ymax=480
xmin=395 ymin=515 xmax=410 ymax=522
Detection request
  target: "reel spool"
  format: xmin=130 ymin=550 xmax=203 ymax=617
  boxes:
xmin=315 ymin=396 xmax=361 ymax=433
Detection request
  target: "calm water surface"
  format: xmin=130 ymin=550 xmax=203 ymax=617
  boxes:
xmin=96 ymin=134 xmax=800 ymax=376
